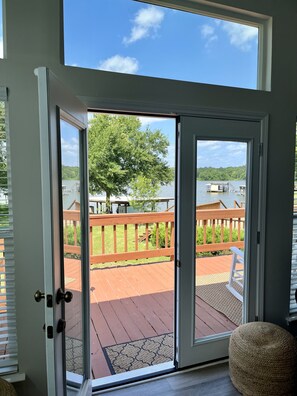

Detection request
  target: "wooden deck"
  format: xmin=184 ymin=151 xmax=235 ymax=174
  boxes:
xmin=64 ymin=255 xmax=238 ymax=379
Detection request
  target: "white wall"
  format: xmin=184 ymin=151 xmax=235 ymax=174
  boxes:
xmin=0 ymin=0 xmax=297 ymax=394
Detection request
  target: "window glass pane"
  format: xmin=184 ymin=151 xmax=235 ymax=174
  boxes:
xmin=195 ymin=140 xmax=247 ymax=340
xmin=0 ymin=0 xmax=3 ymax=59
xmin=60 ymin=120 xmax=84 ymax=379
xmin=63 ymin=0 xmax=259 ymax=89
xmin=0 ymin=100 xmax=18 ymax=372
xmin=290 ymin=127 xmax=297 ymax=313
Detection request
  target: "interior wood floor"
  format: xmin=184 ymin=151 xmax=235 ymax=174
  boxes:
xmin=93 ymin=362 xmax=241 ymax=395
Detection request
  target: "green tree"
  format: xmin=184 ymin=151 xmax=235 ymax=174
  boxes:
xmin=62 ymin=165 xmax=79 ymax=180
xmin=130 ymin=175 xmax=160 ymax=212
xmin=88 ymin=114 xmax=173 ymax=212
xmin=197 ymin=165 xmax=246 ymax=181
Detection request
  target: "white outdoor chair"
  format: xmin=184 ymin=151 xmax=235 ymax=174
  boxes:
xmin=226 ymin=246 xmax=244 ymax=302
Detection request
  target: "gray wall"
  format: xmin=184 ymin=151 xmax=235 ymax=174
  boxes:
xmin=0 ymin=0 xmax=297 ymax=394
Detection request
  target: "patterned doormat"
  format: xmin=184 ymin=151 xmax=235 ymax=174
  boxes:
xmin=103 ymin=333 xmax=173 ymax=374
xmin=197 ymin=282 xmax=242 ymax=326
xmin=65 ymin=336 xmax=83 ymax=375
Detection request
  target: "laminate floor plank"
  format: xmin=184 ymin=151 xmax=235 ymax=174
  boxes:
xmin=96 ymin=363 xmax=240 ymax=395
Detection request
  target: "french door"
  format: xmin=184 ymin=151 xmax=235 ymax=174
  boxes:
xmin=36 ymin=67 xmax=266 ymax=392
xmin=36 ymin=67 xmax=91 ymax=395
xmin=176 ymin=115 xmax=265 ymax=367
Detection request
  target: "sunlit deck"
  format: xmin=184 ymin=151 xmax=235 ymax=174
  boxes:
xmin=64 ymin=254 xmax=239 ymax=379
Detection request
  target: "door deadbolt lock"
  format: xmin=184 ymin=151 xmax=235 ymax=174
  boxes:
xmin=34 ymin=289 xmax=45 ymax=302
xmin=56 ymin=288 xmax=73 ymax=304
xmin=57 ymin=319 xmax=66 ymax=334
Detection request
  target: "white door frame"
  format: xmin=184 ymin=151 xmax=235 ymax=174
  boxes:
xmin=175 ymin=114 xmax=267 ymax=367
xmin=36 ymin=67 xmax=91 ymax=395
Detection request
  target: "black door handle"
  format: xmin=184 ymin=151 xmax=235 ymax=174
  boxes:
xmin=56 ymin=288 xmax=73 ymax=304
xmin=34 ymin=290 xmax=45 ymax=302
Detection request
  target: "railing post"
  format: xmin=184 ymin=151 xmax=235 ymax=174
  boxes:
xmin=89 ymin=225 xmax=93 ymax=257
xmin=101 ymin=225 xmax=105 ymax=254
xmin=170 ymin=221 xmax=175 ymax=260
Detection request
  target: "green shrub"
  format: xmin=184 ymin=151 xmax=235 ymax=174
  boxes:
xmin=0 ymin=204 xmax=9 ymax=228
xmin=196 ymin=225 xmax=244 ymax=245
xmin=151 ymin=223 xmax=244 ymax=250
xmin=64 ymin=224 xmax=81 ymax=246
xmin=150 ymin=223 xmax=171 ymax=248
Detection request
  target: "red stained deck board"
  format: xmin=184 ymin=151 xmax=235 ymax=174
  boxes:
xmin=99 ymin=300 xmax=131 ymax=345
xmin=140 ymin=293 xmax=173 ymax=333
xmin=108 ymin=299 xmax=144 ymax=341
xmin=197 ymin=297 xmax=237 ymax=331
xmin=130 ymin=295 xmax=169 ymax=335
xmin=65 ymin=256 xmax=238 ymax=379
xmin=195 ymin=299 xmax=234 ymax=335
xmin=140 ymin=263 xmax=173 ymax=292
xmin=119 ymin=297 xmax=158 ymax=339
xmin=90 ymin=303 xmax=115 ymax=347
xmin=90 ymin=322 xmax=111 ymax=379
xmin=196 ymin=256 xmax=232 ymax=276
xmin=195 ymin=315 xmax=214 ymax=337
xmin=151 ymin=291 xmax=174 ymax=319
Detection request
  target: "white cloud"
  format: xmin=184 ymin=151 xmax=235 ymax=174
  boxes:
xmin=61 ymin=137 xmax=79 ymax=166
xmin=98 ymin=55 xmax=139 ymax=74
xmin=198 ymin=141 xmax=220 ymax=149
xmin=138 ymin=116 xmax=168 ymax=127
xmin=201 ymin=25 xmax=215 ymax=38
xmin=226 ymin=143 xmax=246 ymax=154
xmin=123 ymin=6 xmax=164 ymax=45
xmin=0 ymin=38 xmax=3 ymax=58
xmin=222 ymin=21 xmax=258 ymax=51
xmin=201 ymin=24 xmax=218 ymax=48
xmin=201 ymin=21 xmax=257 ymax=52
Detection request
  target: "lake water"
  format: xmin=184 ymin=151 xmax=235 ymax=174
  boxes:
xmin=62 ymin=179 xmax=245 ymax=212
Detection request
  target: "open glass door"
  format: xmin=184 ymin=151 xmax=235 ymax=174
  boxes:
xmin=176 ymin=115 xmax=264 ymax=367
xmin=36 ymin=67 xmax=91 ymax=395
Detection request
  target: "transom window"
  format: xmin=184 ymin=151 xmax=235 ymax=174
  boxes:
xmin=63 ymin=0 xmax=263 ymax=90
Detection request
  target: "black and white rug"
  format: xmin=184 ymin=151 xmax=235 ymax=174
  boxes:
xmin=103 ymin=333 xmax=173 ymax=374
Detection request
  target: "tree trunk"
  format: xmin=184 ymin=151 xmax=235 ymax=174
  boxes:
xmin=106 ymin=192 xmax=112 ymax=213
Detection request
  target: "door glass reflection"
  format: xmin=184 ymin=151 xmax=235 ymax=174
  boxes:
xmin=195 ymin=140 xmax=247 ymax=340
xmin=60 ymin=119 xmax=84 ymax=378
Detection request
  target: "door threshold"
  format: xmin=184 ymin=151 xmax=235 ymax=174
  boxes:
xmin=92 ymin=361 xmax=175 ymax=392
xmin=93 ymin=359 xmax=229 ymax=394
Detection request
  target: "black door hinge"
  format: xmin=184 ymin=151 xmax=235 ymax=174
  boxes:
xmin=47 ymin=326 xmax=53 ymax=339
xmin=47 ymin=294 xmax=53 ymax=308
xmin=257 ymin=231 xmax=260 ymax=244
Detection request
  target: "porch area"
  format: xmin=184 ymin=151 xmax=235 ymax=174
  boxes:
xmin=64 ymin=254 xmax=242 ymax=379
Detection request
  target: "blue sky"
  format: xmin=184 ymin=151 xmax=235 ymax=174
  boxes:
xmin=62 ymin=0 xmax=257 ymax=168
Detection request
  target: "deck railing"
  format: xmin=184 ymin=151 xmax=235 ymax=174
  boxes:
xmin=63 ymin=208 xmax=245 ymax=264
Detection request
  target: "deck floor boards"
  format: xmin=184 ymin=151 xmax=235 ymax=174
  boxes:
xmin=65 ymin=255 xmax=239 ymax=379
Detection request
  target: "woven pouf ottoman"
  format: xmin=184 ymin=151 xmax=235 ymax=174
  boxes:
xmin=229 ymin=322 xmax=297 ymax=396
xmin=0 ymin=378 xmax=17 ymax=396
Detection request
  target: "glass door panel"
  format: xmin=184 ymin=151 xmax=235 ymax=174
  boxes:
xmin=195 ymin=140 xmax=247 ymax=340
xmin=59 ymin=119 xmax=84 ymax=385
xmin=177 ymin=115 xmax=262 ymax=368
